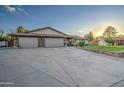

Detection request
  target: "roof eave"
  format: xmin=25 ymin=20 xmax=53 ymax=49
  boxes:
xmin=9 ymin=34 xmax=68 ymax=38
xmin=25 ymin=27 xmax=68 ymax=36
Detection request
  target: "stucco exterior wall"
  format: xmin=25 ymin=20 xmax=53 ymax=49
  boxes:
xmin=98 ymin=39 xmax=107 ymax=45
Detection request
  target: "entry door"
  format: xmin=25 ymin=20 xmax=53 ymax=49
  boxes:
xmin=38 ymin=38 xmax=44 ymax=47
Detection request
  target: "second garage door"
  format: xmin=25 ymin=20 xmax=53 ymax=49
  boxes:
xmin=19 ymin=37 xmax=38 ymax=48
xmin=45 ymin=38 xmax=64 ymax=47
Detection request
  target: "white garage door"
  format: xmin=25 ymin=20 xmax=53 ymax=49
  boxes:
xmin=19 ymin=37 xmax=38 ymax=48
xmin=45 ymin=38 xmax=64 ymax=47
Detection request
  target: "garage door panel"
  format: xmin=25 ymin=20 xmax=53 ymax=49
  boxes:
xmin=19 ymin=37 xmax=38 ymax=48
xmin=45 ymin=38 xmax=64 ymax=47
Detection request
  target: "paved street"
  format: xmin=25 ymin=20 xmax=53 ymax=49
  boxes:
xmin=0 ymin=47 xmax=124 ymax=87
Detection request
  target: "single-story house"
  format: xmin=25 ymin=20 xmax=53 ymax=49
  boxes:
xmin=9 ymin=27 xmax=69 ymax=48
xmin=116 ymin=37 xmax=124 ymax=45
xmin=97 ymin=37 xmax=124 ymax=45
xmin=67 ymin=35 xmax=88 ymax=43
xmin=89 ymin=39 xmax=100 ymax=45
xmin=98 ymin=38 xmax=107 ymax=45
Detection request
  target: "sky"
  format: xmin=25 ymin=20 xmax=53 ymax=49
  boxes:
xmin=0 ymin=5 xmax=124 ymax=37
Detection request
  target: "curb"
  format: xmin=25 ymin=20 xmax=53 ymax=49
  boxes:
xmin=77 ymin=47 xmax=124 ymax=57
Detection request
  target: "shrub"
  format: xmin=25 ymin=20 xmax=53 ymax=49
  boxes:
xmin=67 ymin=42 xmax=74 ymax=46
xmin=79 ymin=40 xmax=85 ymax=47
xmin=85 ymin=44 xmax=88 ymax=46
xmin=64 ymin=42 xmax=68 ymax=46
xmin=104 ymin=37 xmax=117 ymax=45
xmin=74 ymin=42 xmax=79 ymax=47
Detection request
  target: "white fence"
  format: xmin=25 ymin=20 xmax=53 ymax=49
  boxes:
xmin=0 ymin=41 xmax=6 ymax=46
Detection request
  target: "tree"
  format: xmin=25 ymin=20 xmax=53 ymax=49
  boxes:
xmin=88 ymin=32 xmax=94 ymax=41
xmin=0 ymin=28 xmax=11 ymax=42
xmin=103 ymin=26 xmax=118 ymax=38
xmin=0 ymin=35 xmax=11 ymax=41
xmin=103 ymin=26 xmax=118 ymax=45
xmin=17 ymin=26 xmax=26 ymax=33
xmin=84 ymin=32 xmax=94 ymax=41
xmin=2 ymin=35 xmax=11 ymax=41
xmin=0 ymin=35 xmax=3 ymax=41
xmin=104 ymin=37 xmax=117 ymax=45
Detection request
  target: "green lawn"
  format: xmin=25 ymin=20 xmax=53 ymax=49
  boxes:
xmin=84 ymin=45 xmax=124 ymax=52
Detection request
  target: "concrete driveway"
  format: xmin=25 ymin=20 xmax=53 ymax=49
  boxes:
xmin=1 ymin=47 xmax=124 ymax=87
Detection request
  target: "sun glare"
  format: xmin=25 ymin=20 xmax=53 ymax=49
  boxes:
xmin=93 ymin=22 xmax=124 ymax=37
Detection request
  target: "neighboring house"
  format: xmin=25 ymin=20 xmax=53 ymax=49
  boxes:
xmin=9 ymin=27 xmax=68 ymax=48
xmin=67 ymin=35 xmax=88 ymax=43
xmin=116 ymin=38 xmax=124 ymax=45
xmin=89 ymin=40 xmax=99 ymax=45
xmin=98 ymin=38 xmax=107 ymax=45
xmin=97 ymin=37 xmax=124 ymax=46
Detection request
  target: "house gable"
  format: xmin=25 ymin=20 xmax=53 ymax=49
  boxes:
xmin=27 ymin=27 xmax=67 ymax=36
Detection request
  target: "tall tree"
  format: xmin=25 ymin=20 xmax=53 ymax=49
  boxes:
xmin=17 ymin=26 xmax=26 ymax=33
xmin=103 ymin=26 xmax=118 ymax=45
xmin=89 ymin=32 xmax=94 ymax=41
xmin=103 ymin=26 xmax=118 ymax=38
xmin=84 ymin=32 xmax=94 ymax=41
